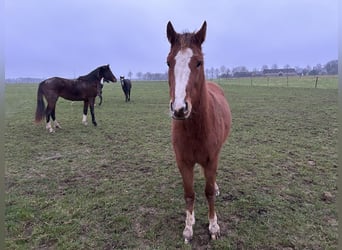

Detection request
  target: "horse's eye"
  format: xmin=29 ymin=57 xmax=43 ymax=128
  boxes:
xmin=167 ymin=61 xmax=170 ymax=67
xmin=196 ymin=61 xmax=202 ymax=68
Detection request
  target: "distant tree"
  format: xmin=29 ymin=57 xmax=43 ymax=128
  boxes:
xmin=220 ymin=65 xmax=226 ymax=77
xmin=325 ymin=60 xmax=338 ymax=75
xmin=210 ymin=67 xmax=214 ymax=79
xmin=128 ymin=71 xmax=133 ymax=79
xmin=215 ymin=68 xmax=220 ymax=79
xmin=136 ymin=72 xmax=143 ymax=80
xmin=261 ymin=65 xmax=269 ymax=71
xmin=271 ymin=64 xmax=278 ymax=69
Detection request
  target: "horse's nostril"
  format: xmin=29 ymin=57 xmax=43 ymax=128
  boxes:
xmin=184 ymin=102 xmax=189 ymax=112
xmin=170 ymin=101 xmax=174 ymax=111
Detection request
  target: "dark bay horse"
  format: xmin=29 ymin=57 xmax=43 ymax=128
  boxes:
xmin=119 ymin=76 xmax=132 ymax=102
xmin=166 ymin=21 xmax=232 ymax=242
xmin=35 ymin=65 xmax=117 ymax=132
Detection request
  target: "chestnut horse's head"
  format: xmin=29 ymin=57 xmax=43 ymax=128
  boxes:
xmin=166 ymin=21 xmax=207 ymax=120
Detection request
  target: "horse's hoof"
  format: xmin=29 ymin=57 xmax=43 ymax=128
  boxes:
xmin=210 ymin=230 xmax=220 ymax=240
xmin=93 ymin=122 xmax=97 ymax=126
xmin=82 ymin=121 xmax=88 ymax=126
xmin=211 ymin=231 xmax=220 ymax=240
xmin=184 ymin=238 xmax=191 ymax=244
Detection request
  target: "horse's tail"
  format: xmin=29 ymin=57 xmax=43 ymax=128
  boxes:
xmin=35 ymin=81 xmax=45 ymax=123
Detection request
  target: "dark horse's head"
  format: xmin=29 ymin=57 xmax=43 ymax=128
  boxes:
xmin=99 ymin=65 xmax=117 ymax=83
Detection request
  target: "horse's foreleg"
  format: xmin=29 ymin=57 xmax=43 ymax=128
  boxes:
xmin=82 ymin=101 xmax=89 ymax=125
xmin=203 ymin=160 xmax=220 ymax=240
xmin=178 ymin=164 xmax=195 ymax=243
xmin=89 ymin=99 xmax=97 ymax=126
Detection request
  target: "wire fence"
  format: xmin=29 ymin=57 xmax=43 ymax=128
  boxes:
xmin=215 ymin=75 xmax=338 ymax=89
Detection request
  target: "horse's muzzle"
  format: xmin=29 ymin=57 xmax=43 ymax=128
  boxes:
xmin=170 ymin=101 xmax=191 ymax=120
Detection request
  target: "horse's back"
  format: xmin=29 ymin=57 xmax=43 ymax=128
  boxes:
xmin=124 ymin=79 xmax=132 ymax=89
xmin=207 ymin=81 xmax=232 ymax=141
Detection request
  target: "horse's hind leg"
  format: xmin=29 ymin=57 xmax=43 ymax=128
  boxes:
xmin=203 ymin=159 xmax=220 ymax=240
xmin=89 ymin=98 xmax=97 ymax=126
xmin=82 ymin=101 xmax=89 ymax=125
xmin=51 ymin=108 xmax=61 ymax=129
xmin=98 ymin=94 xmax=103 ymax=106
xmin=45 ymin=103 xmax=55 ymax=133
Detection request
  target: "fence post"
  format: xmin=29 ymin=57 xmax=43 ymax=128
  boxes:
xmin=315 ymin=76 xmax=318 ymax=88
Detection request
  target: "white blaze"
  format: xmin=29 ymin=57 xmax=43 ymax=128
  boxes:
xmin=173 ymin=48 xmax=193 ymax=111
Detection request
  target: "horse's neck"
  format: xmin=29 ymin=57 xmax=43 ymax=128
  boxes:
xmin=185 ymin=81 xmax=210 ymax=128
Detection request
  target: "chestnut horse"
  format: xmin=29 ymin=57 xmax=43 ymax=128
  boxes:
xmin=166 ymin=21 xmax=232 ymax=242
xmin=35 ymin=65 xmax=117 ymax=132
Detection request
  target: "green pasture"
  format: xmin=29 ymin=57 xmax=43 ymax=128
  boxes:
xmin=5 ymin=78 xmax=337 ymax=249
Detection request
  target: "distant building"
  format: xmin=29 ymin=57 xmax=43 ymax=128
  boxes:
xmin=233 ymin=71 xmax=252 ymax=78
xmin=263 ymin=68 xmax=297 ymax=77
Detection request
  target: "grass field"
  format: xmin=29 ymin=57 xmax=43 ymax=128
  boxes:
xmin=5 ymin=77 xmax=338 ymax=249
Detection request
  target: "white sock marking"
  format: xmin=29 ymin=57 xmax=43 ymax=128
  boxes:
xmin=183 ymin=210 xmax=195 ymax=242
xmin=174 ymin=48 xmax=193 ymax=111
xmin=46 ymin=121 xmax=54 ymax=133
xmin=82 ymin=114 xmax=88 ymax=125
xmin=209 ymin=213 xmax=220 ymax=238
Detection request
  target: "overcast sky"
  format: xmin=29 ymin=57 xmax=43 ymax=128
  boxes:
xmin=5 ymin=0 xmax=338 ymax=79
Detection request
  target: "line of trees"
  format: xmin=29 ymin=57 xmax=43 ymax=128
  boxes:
xmin=5 ymin=60 xmax=338 ymax=83
xmin=132 ymin=59 xmax=338 ymax=81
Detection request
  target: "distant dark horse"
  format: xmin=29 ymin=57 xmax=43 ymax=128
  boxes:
xmin=119 ymin=76 xmax=132 ymax=102
xmin=35 ymin=65 xmax=117 ymax=132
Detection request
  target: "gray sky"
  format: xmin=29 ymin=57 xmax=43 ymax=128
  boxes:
xmin=5 ymin=0 xmax=338 ymax=79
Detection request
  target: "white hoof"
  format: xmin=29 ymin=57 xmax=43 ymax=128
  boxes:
xmin=209 ymin=214 xmax=220 ymax=240
xmin=183 ymin=226 xmax=193 ymax=243
xmin=183 ymin=210 xmax=195 ymax=244
xmin=54 ymin=121 xmax=62 ymax=129
xmin=184 ymin=238 xmax=191 ymax=244
xmin=46 ymin=122 xmax=55 ymax=133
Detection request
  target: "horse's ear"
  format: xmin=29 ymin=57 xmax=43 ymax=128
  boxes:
xmin=167 ymin=21 xmax=178 ymax=45
xmin=194 ymin=21 xmax=207 ymax=45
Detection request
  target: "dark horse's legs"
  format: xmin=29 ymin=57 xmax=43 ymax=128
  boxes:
xmin=45 ymin=97 xmax=61 ymax=132
xmin=82 ymin=98 xmax=97 ymax=126
xmin=90 ymin=98 xmax=97 ymax=126
xmin=98 ymin=94 xmax=103 ymax=106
